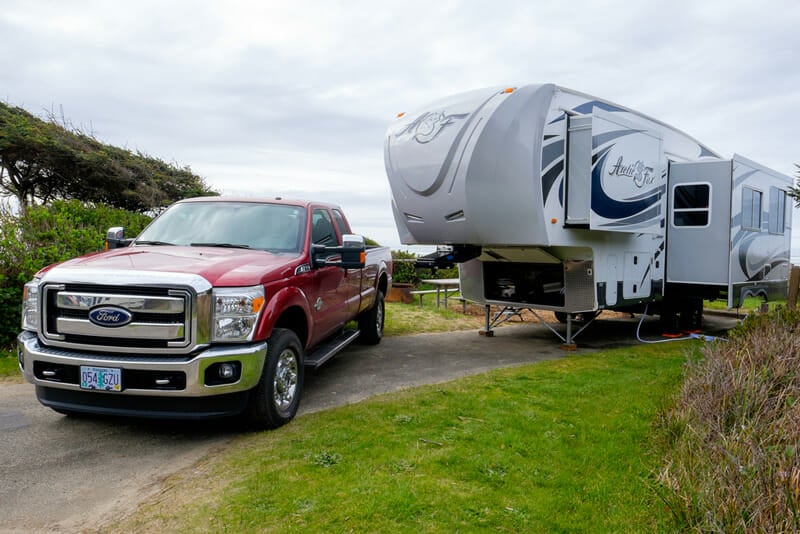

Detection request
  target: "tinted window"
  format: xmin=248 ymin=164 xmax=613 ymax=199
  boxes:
xmin=332 ymin=209 xmax=351 ymax=235
xmin=673 ymin=183 xmax=710 ymax=228
xmin=769 ymin=187 xmax=786 ymax=234
xmin=674 ymin=184 xmax=709 ymax=210
xmin=742 ymin=187 xmax=762 ymax=231
xmin=311 ymin=209 xmax=339 ymax=245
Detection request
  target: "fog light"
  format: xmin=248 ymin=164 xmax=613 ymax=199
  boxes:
xmin=17 ymin=347 xmax=24 ymax=370
xmin=218 ymin=363 xmax=235 ymax=379
xmin=204 ymin=361 xmax=242 ymax=386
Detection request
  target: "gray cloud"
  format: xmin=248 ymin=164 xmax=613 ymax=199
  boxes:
xmin=0 ymin=0 xmax=798 ymax=251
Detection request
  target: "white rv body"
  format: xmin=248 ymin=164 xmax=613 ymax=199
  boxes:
xmin=384 ymin=84 xmax=792 ymax=323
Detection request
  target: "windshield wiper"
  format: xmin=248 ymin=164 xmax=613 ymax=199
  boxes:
xmin=190 ymin=242 xmax=251 ymax=249
xmin=134 ymin=240 xmax=175 ymax=246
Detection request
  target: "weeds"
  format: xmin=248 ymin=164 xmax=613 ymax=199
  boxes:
xmin=657 ymin=307 xmax=800 ymax=532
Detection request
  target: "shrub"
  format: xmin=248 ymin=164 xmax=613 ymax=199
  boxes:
xmin=0 ymin=200 xmax=151 ymax=346
xmin=391 ymin=250 xmax=459 ymax=285
xmin=656 ymin=307 xmax=800 ymax=531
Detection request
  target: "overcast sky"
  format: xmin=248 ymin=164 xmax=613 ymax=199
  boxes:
xmin=1 ymin=1 xmax=798 ymax=251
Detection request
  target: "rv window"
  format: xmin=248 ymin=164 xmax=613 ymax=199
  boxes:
xmin=768 ymin=187 xmax=787 ymax=234
xmin=672 ymin=183 xmax=710 ymax=227
xmin=742 ymin=187 xmax=762 ymax=231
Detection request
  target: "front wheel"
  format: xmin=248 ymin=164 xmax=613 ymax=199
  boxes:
xmin=245 ymin=328 xmax=304 ymax=429
xmin=358 ymin=290 xmax=384 ymax=345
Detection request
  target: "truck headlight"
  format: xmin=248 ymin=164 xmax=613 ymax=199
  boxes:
xmin=21 ymin=280 xmax=39 ymax=331
xmin=212 ymin=286 xmax=265 ymax=342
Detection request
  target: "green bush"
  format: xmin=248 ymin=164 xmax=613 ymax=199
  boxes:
xmin=391 ymin=249 xmax=459 ymax=285
xmin=0 ymin=200 xmax=152 ymax=345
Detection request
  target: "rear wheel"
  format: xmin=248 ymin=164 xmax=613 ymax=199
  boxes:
xmin=358 ymin=290 xmax=384 ymax=344
xmin=245 ymin=328 xmax=304 ymax=429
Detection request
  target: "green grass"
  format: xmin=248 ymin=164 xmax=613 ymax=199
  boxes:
xmin=121 ymin=342 xmax=695 ymax=533
xmin=704 ymin=297 xmax=786 ymax=311
xmin=383 ymin=300 xmax=483 ymax=336
xmin=0 ymin=348 xmax=20 ymax=381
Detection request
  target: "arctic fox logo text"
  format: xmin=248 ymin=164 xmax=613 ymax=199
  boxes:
xmin=608 ymin=156 xmax=655 ymax=188
xmin=88 ymin=307 xmax=133 ymax=328
xmin=395 ymin=111 xmax=468 ymax=144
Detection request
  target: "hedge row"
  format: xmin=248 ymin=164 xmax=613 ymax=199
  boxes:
xmin=0 ymin=200 xmax=151 ymax=345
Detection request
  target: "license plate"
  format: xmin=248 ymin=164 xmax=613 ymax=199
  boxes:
xmin=80 ymin=366 xmax=122 ymax=392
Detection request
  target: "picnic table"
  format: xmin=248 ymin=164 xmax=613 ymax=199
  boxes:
xmin=417 ymin=278 xmax=460 ymax=308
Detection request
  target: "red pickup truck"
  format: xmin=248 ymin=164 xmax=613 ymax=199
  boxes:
xmin=17 ymin=197 xmax=392 ymax=428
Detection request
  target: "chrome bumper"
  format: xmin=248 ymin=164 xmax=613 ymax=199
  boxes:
xmin=18 ymin=331 xmax=267 ymax=397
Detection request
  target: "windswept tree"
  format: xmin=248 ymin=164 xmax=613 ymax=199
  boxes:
xmin=0 ymin=102 xmax=217 ymax=211
xmin=790 ymin=164 xmax=800 ymax=207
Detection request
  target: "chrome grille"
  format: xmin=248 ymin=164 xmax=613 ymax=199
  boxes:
xmin=40 ymin=283 xmax=197 ymax=355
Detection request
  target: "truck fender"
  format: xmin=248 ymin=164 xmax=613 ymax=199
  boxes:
xmin=256 ymin=285 xmax=313 ymax=346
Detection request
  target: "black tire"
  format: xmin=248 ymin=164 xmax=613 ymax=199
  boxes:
xmin=245 ymin=328 xmax=304 ymax=429
xmin=358 ymin=290 xmax=384 ymax=345
xmin=554 ymin=311 xmax=568 ymax=324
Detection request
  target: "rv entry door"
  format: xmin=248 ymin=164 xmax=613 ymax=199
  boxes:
xmin=666 ymin=160 xmax=732 ymax=285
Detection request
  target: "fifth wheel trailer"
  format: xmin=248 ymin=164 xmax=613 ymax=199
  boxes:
xmin=384 ymin=84 xmax=792 ymax=339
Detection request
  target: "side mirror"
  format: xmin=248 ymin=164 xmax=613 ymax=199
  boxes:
xmin=312 ymin=234 xmax=366 ymax=269
xmin=105 ymin=227 xmax=133 ymax=250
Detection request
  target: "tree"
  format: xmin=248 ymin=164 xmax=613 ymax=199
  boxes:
xmin=0 ymin=102 xmax=217 ymax=211
xmin=790 ymin=164 xmax=800 ymax=207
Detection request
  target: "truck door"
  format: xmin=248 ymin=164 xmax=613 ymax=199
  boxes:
xmin=331 ymin=208 xmax=366 ymax=315
xmin=666 ymin=160 xmax=732 ymax=285
xmin=310 ymin=208 xmax=351 ymax=343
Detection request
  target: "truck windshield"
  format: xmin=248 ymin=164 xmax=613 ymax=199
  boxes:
xmin=134 ymin=202 xmax=307 ymax=254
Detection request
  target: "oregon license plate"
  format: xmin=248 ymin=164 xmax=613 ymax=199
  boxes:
xmin=80 ymin=366 xmax=122 ymax=392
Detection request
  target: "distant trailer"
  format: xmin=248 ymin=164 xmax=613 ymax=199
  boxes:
xmin=384 ymin=84 xmax=792 ymax=342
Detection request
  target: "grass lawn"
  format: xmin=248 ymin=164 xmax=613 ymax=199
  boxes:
xmin=118 ymin=342 xmax=694 ymax=533
xmin=704 ymin=296 xmax=786 ymax=312
xmin=0 ymin=349 xmax=20 ymax=382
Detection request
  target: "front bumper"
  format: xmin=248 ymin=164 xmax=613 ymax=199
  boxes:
xmin=18 ymin=331 xmax=268 ymax=416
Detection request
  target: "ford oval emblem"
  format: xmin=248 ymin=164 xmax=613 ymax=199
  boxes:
xmin=88 ymin=306 xmax=133 ymax=328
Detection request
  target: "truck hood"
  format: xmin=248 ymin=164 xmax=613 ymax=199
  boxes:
xmin=41 ymin=246 xmax=301 ymax=287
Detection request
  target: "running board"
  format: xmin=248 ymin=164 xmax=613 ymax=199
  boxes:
xmin=304 ymin=329 xmax=361 ymax=369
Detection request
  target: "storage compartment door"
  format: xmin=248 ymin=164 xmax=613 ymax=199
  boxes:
xmin=589 ymin=108 xmax=665 ymax=234
xmin=666 ymin=160 xmax=732 ymax=285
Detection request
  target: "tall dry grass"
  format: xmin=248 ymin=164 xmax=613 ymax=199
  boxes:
xmin=657 ymin=308 xmax=800 ymax=532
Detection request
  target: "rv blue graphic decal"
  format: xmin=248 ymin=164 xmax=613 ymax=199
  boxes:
xmin=699 ymin=146 xmax=716 ymax=158
xmin=592 ymin=129 xmax=641 ymax=150
xmin=733 ymin=169 xmax=759 ymax=188
xmin=735 ymin=233 xmax=788 ymax=282
xmin=591 ymin=148 xmax=661 ymax=220
xmin=541 ymin=134 xmax=565 ymax=202
xmin=600 ymin=204 xmax=661 ymax=228
xmin=548 ymin=101 xmax=626 ymax=124
xmin=541 ymin=139 xmax=565 ymax=170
